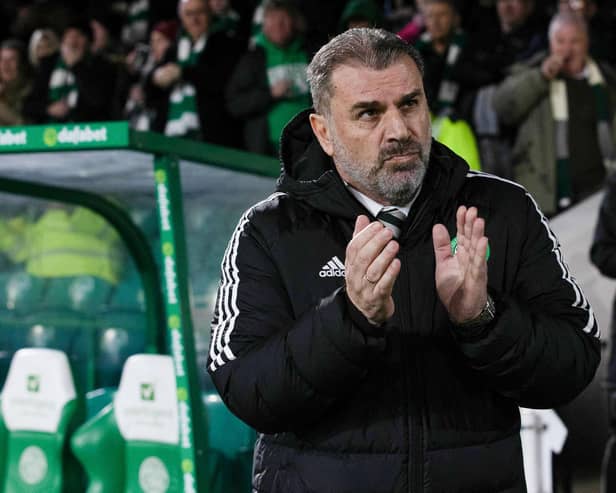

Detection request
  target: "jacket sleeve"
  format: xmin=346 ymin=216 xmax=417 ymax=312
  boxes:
xmin=207 ymin=204 xmax=386 ymax=434
xmin=492 ymin=66 xmax=549 ymax=126
xmin=591 ymin=175 xmax=616 ymax=277
xmin=453 ymin=191 xmax=601 ymax=408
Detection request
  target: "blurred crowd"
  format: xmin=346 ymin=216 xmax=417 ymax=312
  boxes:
xmin=1 ymin=0 xmax=616 ymax=216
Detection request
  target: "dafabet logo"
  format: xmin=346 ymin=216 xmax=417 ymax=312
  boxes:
xmin=43 ymin=125 xmax=108 ymax=146
xmin=0 ymin=129 xmax=27 ymax=146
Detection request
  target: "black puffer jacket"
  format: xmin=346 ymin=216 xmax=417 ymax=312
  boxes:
xmin=208 ymin=109 xmax=600 ymax=493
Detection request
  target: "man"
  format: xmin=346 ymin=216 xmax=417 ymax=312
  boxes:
xmin=458 ymin=0 xmax=547 ymax=90
xmin=414 ymin=0 xmax=467 ymax=116
xmin=23 ymin=19 xmax=116 ymax=123
xmin=493 ymin=12 xmax=616 ymax=216
xmin=154 ymin=0 xmax=242 ymax=145
xmin=226 ymin=0 xmax=310 ymax=155
xmin=0 ymin=39 xmax=31 ymax=126
xmin=412 ymin=0 xmax=481 ymax=170
xmin=464 ymin=0 xmax=546 ymax=179
xmin=208 ymin=28 xmax=600 ymax=492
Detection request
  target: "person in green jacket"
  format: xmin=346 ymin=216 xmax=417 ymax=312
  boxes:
xmin=226 ymin=0 xmax=311 ymax=156
xmin=492 ymin=12 xmax=616 ymax=217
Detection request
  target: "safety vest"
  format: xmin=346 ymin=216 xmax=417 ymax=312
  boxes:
xmin=24 ymin=207 xmax=122 ymax=284
xmin=432 ymin=114 xmax=481 ymax=171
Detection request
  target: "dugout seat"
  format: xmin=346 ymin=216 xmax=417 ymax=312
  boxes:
xmin=0 ymin=348 xmax=80 ymax=493
xmin=71 ymin=354 xmax=182 ymax=492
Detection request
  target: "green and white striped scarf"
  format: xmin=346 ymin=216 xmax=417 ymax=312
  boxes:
xmin=415 ymin=29 xmax=465 ymax=116
xmin=48 ymin=57 xmax=78 ymax=110
xmin=551 ymin=59 xmax=616 ymax=208
xmin=121 ymin=0 xmax=150 ymax=45
xmin=165 ymin=33 xmax=206 ymax=138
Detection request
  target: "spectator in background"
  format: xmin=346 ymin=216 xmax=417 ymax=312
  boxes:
xmin=226 ymin=0 xmax=310 ymax=155
xmin=89 ymin=9 xmax=125 ymax=62
xmin=413 ymin=0 xmax=467 ymax=117
xmin=468 ymin=0 xmax=546 ymax=85
xmin=397 ymin=0 xmax=427 ymax=43
xmin=22 ymin=19 xmax=116 ymax=123
xmin=411 ymin=0 xmax=482 ymax=169
xmin=294 ymin=0 xmax=349 ymax=56
xmin=27 ymin=29 xmax=59 ymax=68
xmin=155 ymin=0 xmax=243 ymax=146
xmin=119 ymin=0 xmax=151 ymax=47
xmin=492 ymin=12 xmax=616 ymax=217
xmin=208 ymin=0 xmax=241 ymax=37
xmin=114 ymin=0 xmax=178 ymax=48
xmin=338 ymin=0 xmax=384 ymax=32
xmin=0 ymin=40 xmax=32 ymax=126
xmin=124 ymin=20 xmax=177 ymax=132
xmin=558 ymin=0 xmax=616 ymax=67
xmin=465 ymin=0 xmax=547 ymax=178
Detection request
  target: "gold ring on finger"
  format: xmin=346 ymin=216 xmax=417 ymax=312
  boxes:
xmin=363 ymin=274 xmax=377 ymax=284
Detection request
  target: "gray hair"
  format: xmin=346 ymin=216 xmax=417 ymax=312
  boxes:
xmin=548 ymin=12 xmax=588 ymax=40
xmin=307 ymin=28 xmax=424 ymax=115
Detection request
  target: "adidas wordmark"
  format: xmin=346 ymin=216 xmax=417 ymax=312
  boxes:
xmin=319 ymin=256 xmax=346 ymax=278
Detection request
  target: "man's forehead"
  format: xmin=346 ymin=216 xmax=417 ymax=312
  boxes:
xmin=181 ymin=0 xmax=206 ymax=10
xmin=329 ymin=58 xmax=422 ymax=103
xmin=552 ymin=21 xmax=587 ymax=38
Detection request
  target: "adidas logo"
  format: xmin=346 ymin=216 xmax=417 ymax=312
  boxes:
xmin=319 ymin=256 xmax=346 ymax=278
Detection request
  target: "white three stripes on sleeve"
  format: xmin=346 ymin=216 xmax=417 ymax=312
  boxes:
xmin=466 ymin=171 xmax=598 ymax=337
xmin=209 ymin=193 xmax=286 ymax=372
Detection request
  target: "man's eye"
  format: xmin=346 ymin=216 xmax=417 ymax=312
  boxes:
xmin=358 ymin=109 xmax=377 ymax=119
xmin=402 ymin=99 xmax=417 ymax=109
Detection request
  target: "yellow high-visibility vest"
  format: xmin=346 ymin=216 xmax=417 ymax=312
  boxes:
xmin=432 ymin=114 xmax=481 ymax=171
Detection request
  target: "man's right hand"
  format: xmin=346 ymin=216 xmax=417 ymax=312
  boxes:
xmin=345 ymin=215 xmax=401 ymax=326
xmin=541 ymin=54 xmax=565 ymax=80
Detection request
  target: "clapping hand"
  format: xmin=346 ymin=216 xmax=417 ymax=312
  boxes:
xmin=345 ymin=215 xmax=401 ymax=326
xmin=432 ymin=206 xmax=489 ymax=324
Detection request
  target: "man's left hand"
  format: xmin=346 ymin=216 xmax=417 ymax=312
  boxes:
xmin=432 ymin=206 xmax=489 ymax=324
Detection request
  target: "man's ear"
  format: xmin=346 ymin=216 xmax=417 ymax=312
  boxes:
xmin=309 ymin=112 xmax=334 ymax=156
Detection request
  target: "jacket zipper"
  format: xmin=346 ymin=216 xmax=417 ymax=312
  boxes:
xmin=396 ymin=252 xmax=424 ymax=493
xmin=399 ymin=200 xmax=433 ymax=493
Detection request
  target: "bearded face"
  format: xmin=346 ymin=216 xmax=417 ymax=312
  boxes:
xmin=311 ymin=57 xmax=433 ymax=206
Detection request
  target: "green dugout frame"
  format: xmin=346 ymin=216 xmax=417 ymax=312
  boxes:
xmin=0 ymin=121 xmax=279 ymax=492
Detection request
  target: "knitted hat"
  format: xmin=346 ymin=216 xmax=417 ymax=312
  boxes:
xmin=152 ymin=20 xmax=179 ymax=42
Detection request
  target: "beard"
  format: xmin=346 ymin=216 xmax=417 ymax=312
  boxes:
xmin=332 ymin=135 xmax=431 ymax=206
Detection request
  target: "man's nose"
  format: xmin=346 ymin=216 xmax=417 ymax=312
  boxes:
xmin=383 ymin=110 xmax=410 ymax=141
